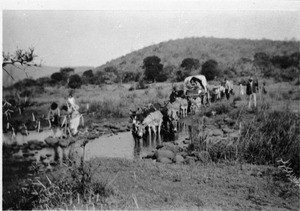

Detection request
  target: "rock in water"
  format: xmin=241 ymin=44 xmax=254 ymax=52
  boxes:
xmin=45 ymin=136 xmax=59 ymax=146
xmin=154 ymin=149 xmax=175 ymax=160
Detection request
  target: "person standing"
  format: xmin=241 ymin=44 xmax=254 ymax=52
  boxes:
xmin=67 ymin=91 xmax=79 ymax=113
xmin=246 ymin=77 xmax=259 ymax=109
xmin=224 ymin=78 xmax=232 ymax=100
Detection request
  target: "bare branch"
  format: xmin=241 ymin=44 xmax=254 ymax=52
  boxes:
xmin=2 ymin=66 xmax=15 ymax=80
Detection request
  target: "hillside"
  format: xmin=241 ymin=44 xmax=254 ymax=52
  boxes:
xmin=2 ymin=65 xmax=94 ymax=87
xmin=95 ymin=37 xmax=299 ymax=72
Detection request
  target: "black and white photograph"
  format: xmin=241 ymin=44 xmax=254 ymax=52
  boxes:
xmin=1 ymin=0 xmax=300 ymax=210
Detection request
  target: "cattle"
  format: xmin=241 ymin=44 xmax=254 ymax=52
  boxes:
xmin=177 ymin=97 xmax=188 ymax=118
xmin=166 ymin=100 xmax=181 ymax=132
xmin=190 ymin=97 xmax=202 ymax=114
xmin=130 ymin=103 xmax=162 ymax=136
xmin=135 ymin=110 xmax=163 ymax=138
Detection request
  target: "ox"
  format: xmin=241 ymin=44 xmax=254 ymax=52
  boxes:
xmin=177 ymin=97 xmax=188 ymax=118
xmin=190 ymin=97 xmax=202 ymax=114
xmin=135 ymin=110 xmax=163 ymax=138
xmin=166 ymin=100 xmax=181 ymax=132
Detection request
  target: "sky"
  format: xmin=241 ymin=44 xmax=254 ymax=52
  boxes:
xmin=2 ymin=0 xmax=300 ymax=67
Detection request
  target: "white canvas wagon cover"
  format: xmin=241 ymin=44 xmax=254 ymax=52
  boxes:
xmin=184 ymin=75 xmax=208 ymax=92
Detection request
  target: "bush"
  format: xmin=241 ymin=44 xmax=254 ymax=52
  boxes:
xmin=36 ymin=77 xmax=54 ymax=86
xmin=201 ymin=59 xmax=221 ymax=81
xmin=68 ymin=74 xmax=82 ymax=89
xmin=279 ymin=67 xmax=299 ymax=82
xmin=51 ymin=72 xmax=64 ymax=83
xmin=136 ymin=79 xmax=147 ymax=90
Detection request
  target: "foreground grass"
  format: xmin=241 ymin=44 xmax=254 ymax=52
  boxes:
xmin=3 ymin=158 xmax=299 ymax=210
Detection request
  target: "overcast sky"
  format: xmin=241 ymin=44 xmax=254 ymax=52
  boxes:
xmin=2 ymin=0 xmax=300 ymax=67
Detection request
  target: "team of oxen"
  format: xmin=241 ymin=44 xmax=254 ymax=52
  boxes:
xmin=130 ymin=75 xmax=234 ymax=139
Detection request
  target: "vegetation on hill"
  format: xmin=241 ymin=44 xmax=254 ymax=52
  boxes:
xmin=5 ymin=37 xmax=300 ymax=91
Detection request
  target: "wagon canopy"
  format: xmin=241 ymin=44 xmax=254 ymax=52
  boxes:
xmin=184 ymin=75 xmax=208 ymax=92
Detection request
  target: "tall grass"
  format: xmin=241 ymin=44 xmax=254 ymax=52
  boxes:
xmin=3 ymin=159 xmax=116 ymax=210
xmin=238 ymin=110 xmax=300 ymax=175
xmin=190 ymin=101 xmax=300 ymax=176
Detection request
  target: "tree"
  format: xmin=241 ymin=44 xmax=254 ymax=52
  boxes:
xmin=51 ymin=72 xmax=64 ymax=83
xmin=122 ymin=71 xmax=137 ymax=83
xmin=201 ymin=59 xmax=221 ymax=81
xmin=143 ymin=56 xmax=163 ymax=83
xmin=36 ymin=77 xmax=54 ymax=86
xmin=60 ymin=67 xmax=75 ymax=83
xmin=82 ymin=69 xmax=94 ymax=84
xmin=2 ymin=47 xmax=38 ymax=80
xmin=68 ymin=74 xmax=82 ymax=89
xmin=180 ymin=58 xmax=200 ymax=71
xmin=175 ymin=68 xmax=190 ymax=82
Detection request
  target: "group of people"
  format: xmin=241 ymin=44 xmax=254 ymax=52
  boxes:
xmin=48 ymin=91 xmax=80 ymax=129
xmin=171 ymin=75 xmax=267 ymax=112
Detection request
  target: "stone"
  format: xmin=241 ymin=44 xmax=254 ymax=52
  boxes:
xmin=161 ymin=142 xmax=180 ymax=153
xmin=174 ymin=154 xmax=185 ymax=163
xmin=45 ymin=136 xmax=59 ymax=146
xmin=154 ymin=149 xmax=175 ymax=160
xmin=211 ymin=129 xmax=223 ymax=137
xmin=59 ymin=139 xmax=71 ymax=148
xmin=179 ymin=151 xmax=188 ymax=158
xmin=185 ymin=156 xmax=196 ymax=165
xmin=143 ymin=152 xmax=155 ymax=159
xmin=28 ymin=140 xmax=41 ymax=145
xmin=222 ymin=127 xmax=233 ymax=134
xmin=157 ymin=157 xmax=173 ymax=164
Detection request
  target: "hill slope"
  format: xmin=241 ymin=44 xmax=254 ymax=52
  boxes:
xmin=95 ymin=37 xmax=299 ymax=72
xmin=2 ymin=65 xmax=94 ymax=87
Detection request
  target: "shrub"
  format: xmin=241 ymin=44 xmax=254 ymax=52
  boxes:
xmin=51 ymin=72 xmax=64 ymax=83
xmin=279 ymin=67 xmax=299 ymax=82
xmin=3 ymin=159 xmax=115 ymax=210
xmin=201 ymin=59 xmax=221 ymax=81
xmin=136 ymin=79 xmax=147 ymax=90
xmin=68 ymin=74 xmax=82 ymax=89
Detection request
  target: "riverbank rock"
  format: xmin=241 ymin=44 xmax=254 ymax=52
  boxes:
xmin=154 ymin=149 xmax=175 ymax=160
xmin=185 ymin=156 xmax=196 ymax=165
xmin=45 ymin=136 xmax=59 ymax=146
xmin=59 ymin=139 xmax=71 ymax=148
xmin=143 ymin=151 xmax=155 ymax=159
xmin=174 ymin=154 xmax=185 ymax=163
xmin=179 ymin=151 xmax=188 ymax=158
xmin=157 ymin=157 xmax=173 ymax=164
xmin=160 ymin=142 xmax=181 ymax=153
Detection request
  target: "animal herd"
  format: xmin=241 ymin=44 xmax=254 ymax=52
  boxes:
xmin=130 ymin=75 xmax=235 ymax=139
